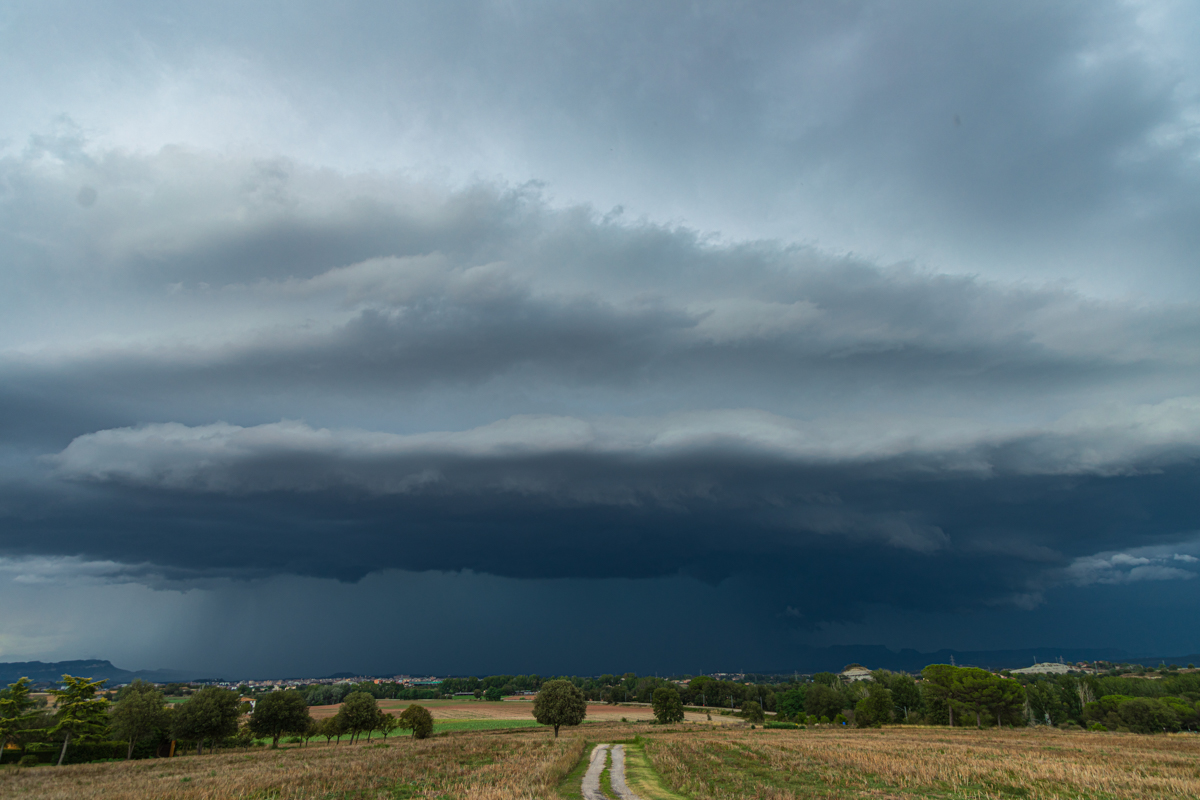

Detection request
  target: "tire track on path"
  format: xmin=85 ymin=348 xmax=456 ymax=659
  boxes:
xmin=582 ymin=743 xmax=642 ymax=800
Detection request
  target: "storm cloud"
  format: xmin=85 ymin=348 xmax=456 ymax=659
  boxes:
xmin=1 ymin=0 xmax=1199 ymax=675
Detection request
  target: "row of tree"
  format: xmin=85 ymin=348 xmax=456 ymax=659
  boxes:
xmin=765 ymin=666 xmax=1200 ymax=732
xmin=0 ymin=675 xmax=436 ymax=765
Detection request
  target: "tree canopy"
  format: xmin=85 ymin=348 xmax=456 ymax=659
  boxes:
xmin=398 ymin=704 xmax=434 ymax=739
xmin=172 ymin=686 xmax=242 ymax=755
xmin=49 ymin=675 xmax=110 ymax=766
xmin=532 ymin=680 xmax=587 ymax=737
xmin=109 ymin=679 xmax=170 ymax=759
xmin=249 ymin=689 xmax=313 ymax=748
xmin=652 ymin=686 xmax=685 ymax=724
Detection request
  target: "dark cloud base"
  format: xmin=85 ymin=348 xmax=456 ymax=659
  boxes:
xmin=6 ymin=457 xmax=1198 ymax=629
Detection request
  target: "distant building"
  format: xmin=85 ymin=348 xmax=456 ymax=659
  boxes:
xmin=840 ymin=666 xmax=872 ymax=682
xmin=1010 ymin=662 xmax=1071 ymax=675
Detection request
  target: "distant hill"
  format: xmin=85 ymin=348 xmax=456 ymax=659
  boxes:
xmin=0 ymin=660 xmax=194 ymax=686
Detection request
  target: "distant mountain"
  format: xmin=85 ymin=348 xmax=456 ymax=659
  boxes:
xmin=0 ymin=660 xmax=194 ymax=686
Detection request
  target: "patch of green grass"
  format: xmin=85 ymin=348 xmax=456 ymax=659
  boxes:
xmin=622 ymin=740 xmax=688 ymax=800
xmin=555 ymin=741 xmax=594 ymax=800
xmin=599 ymin=748 xmax=617 ymax=799
xmin=433 ymin=719 xmax=543 ymax=732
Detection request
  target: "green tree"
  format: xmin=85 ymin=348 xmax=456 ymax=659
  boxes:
xmin=317 ymin=715 xmax=344 ymax=745
xmin=775 ymin=687 xmax=807 ymax=721
xmin=484 ymin=686 xmax=504 ymax=702
xmin=920 ymin=664 xmax=958 ymax=726
xmin=0 ymin=678 xmax=40 ymax=763
xmin=109 ymin=679 xmax=169 ymax=759
xmin=1118 ymin=698 xmax=1180 ymax=733
xmin=172 ymin=686 xmax=242 ymax=755
xmin=854 ymin=682 xmax=894 ymax=728
xmin=742 ymin=700 xmax=765 ymax=723
xmin=49 ymin=675 xmax=110 ymax=766
xmin=336 ymin=692 xmax=379 ymax=744
xmin=872 ymin=672 xmax=921 ymax=723
xmin=652 ymin=686 xmax=685 ymax=724
xmin=398 ymin=704 xmax=434 ymax=739
xmin=379 ymin=712 xmax=401 ymax=740
xmin=805 ymin=684 xmax=842 ymax=721
xmin=249 ymin=689 xmax=312 ymax=748
xmin=532 ymin=679 xmax=587 ymax=737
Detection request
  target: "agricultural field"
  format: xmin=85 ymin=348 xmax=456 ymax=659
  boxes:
xmin=309 ymin=699 xmax=728 ymax=725
xmin=3 ymin=720 xmax=1198 ymax=799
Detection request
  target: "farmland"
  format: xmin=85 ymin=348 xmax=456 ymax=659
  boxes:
xmin=4 ymin=720 xmax=1199 ymax=800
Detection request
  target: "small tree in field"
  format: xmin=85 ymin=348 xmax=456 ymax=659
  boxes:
xmin=652 ymin=686 xmax=685 ymax=724
xmin=741 ymin=700 xmax=765 ymax=723
xmin=379 ymin=712 xmax=401 ymax=740
xmin=533 ymin=680 xmax=586 ymax=737
xmin=399 ymin=704 xmax=434 ymax=739
xmin=336 ymin=692 xmax=379 ymax=744
xmin=172 ymin=686 xmax=241 ymax=755
xmin=250 ymin=689 xmax=312 ymax=748
xmin=318 ymin=716 xmax=343 ymax=745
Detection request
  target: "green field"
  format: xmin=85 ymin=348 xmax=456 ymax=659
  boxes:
xmin=432 ymin=719 xmax=543 ymax=732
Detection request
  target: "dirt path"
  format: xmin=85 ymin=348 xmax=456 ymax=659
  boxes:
xmin=582 ymin=743 xmax=642 ymax=800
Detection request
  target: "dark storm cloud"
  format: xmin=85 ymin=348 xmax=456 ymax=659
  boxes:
xmin=1 ymin=142 xmax=1199 ymax=632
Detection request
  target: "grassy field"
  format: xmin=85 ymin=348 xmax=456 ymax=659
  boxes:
xmin=644 ymin=725 xmax=1200 ymax=799
xmin=4 ymin=721 xmax=1199 ymax=799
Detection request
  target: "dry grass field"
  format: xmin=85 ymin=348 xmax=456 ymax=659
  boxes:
xmin=3 ymin=721 xmax=1198 ymax=799
xmin=0 ymin=725 xmax=589 ymax=800
xmin=310 ymin=699 xmax=726 ymax=725
xmin=645 ymin=725 xmax=1200 ymax=799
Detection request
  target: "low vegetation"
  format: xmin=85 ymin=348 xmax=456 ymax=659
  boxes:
xmin=645 ymin=725 xmax=1200 ymax=799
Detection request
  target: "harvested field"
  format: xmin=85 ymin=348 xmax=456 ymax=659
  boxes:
xmin=0 ymin=725 xmax=593 ymax=800
xmin=310 ymin=699 xmax=727 ymax=725
xmin=5 ymin=722 xmax=1188 ymax=799
xmin=645 ymin=725 xmax=1200 ymax=799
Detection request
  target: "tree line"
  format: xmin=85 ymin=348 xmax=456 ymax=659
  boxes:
xmin=0 ymin=675 xmax=435 ymax=766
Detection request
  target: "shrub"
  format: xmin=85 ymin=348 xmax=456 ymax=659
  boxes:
xmin=833 ymin=714 xmax=847 ymax=725
xmin=764 ymin=721 xmax=799 ymax=729
xmin=17 ymin=755 xmax=39 ymax=767
xmin=1088 ymin=722 xmax=1108 ymax=731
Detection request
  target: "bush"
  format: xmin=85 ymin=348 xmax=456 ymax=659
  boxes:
xmin=1088 ymin=722 xmax=1108 ymax=731
xmin=17 ymin=755 xmax=39 ymax=767
xmin=764 ymin=721 xmax=799 ymax=729
xmin=833 ymin=714 xmax=847 ymax=725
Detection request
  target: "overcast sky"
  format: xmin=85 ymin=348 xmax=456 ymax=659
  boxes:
xmin=2 ymin=0 xmax=1200 ymax=677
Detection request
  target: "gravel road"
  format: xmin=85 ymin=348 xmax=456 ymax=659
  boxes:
xmin=582 ymin=743 xmax=643 ymax=800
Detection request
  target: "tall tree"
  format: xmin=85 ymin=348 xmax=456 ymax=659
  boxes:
xmin=172 ymin=686 xmax=242 ymax=755
xmin=532 ymin=680 xmax=587 ymax=737
xmin=49 ymin=675 xmax=110 ymax=766
xmin=0 ymin=678 xmax=40 ymax=764
xmin=249 ymin=689 xmax=312 ymax=748
xmin=109 ymin=679 xmax=170 ymax=760
xmin=652 ymin=686 xmax=685 ymax=724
